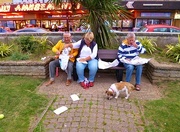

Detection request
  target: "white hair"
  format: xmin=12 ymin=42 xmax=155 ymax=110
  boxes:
xmin=63 ymin=32 xmax=71 ymax=37
xmin=126 ymin=32 xmax=135 ymax=39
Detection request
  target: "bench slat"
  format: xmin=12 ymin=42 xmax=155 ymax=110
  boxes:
xmin=98 ymin=49 xmax=118 ymax=60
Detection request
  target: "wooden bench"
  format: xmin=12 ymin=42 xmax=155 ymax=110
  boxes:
xmin=73 ymin=49 xmax=125 ymax=82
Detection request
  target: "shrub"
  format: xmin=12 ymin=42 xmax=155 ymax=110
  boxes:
xmin=138 ymin=37 xmax=157 ymax=55
xmin=165 ymin=35 xmax=180 ymax=63
xmin=13 ymin=35 xmax=53 ymax=53
xmin=10 ymin=52 xmax=29 ymax=60
xmin=0 ymin=42 xmax=13 ymax=57
xmin=34 ymin=36 xmax=53 ymax=56
xmin=13 ymin=35 xmax=38 ymax=53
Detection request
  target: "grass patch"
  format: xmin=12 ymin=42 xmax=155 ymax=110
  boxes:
xmin=0 ymin=75 xmax=49 ymax=132
xmin=144 ymin=81 xmax=180 ymax=132
xmin=140 ymin=52 xmax=175 ymax=64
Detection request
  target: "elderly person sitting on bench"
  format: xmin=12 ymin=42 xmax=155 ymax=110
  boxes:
xmin=117 ymin=32 xmax=146 ymax=91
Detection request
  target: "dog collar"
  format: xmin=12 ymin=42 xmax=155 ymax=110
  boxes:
xmin=109 ymin=88 xmax=115 ymax=95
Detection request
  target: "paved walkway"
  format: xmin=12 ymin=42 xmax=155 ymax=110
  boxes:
xmin=35 ymin=71 xmax=162 ymax=132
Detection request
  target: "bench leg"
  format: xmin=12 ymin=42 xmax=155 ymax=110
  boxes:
xmin=73 ymin=67 xmax=78 ymax=81
xmin=116 ymin=69 xmax=123 ymax=82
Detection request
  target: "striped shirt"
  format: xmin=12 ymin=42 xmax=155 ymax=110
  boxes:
xmin=118 ymin=39 xmax=146 ymax=60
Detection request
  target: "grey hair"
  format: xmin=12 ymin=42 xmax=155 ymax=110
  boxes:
xmin=126 ymin=32 xmax=135 ymax=39
xmin=63 ymin=32 xmax=71 ymax=37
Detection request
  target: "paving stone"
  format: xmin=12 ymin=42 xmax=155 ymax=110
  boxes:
xmin=78 ymin=128 xmax=87 ymax=132
xmin=35 ymin=72 xmax=162 ymax=132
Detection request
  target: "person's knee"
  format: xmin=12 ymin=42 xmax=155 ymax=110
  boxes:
xmin=126 ymin=65 xmax=134 ymax=71
xmin=49 ymin=61 xmax=55 ymax=68
xmin=136 ymin=65 xmax=142 ymax=69
xmin=76 ymin=65 xmax=85 ymax=72
xmin=50 ymin=60 xmax=59 ymax=67
xmin=89 ymin=64 xmax=98 ymax=72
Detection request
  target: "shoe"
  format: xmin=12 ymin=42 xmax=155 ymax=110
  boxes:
xmin=89 ymin=82 xmax=94 ymax=87
xmin=80 ymin=82 xmax=88 ymax=89
xmin=80 ymin=82 xmax=86 ymax=88
xmin=66 ymin=79 xmax=72 ymax=86
xmin=135 ymin=84 xmax=141 ymax=91
xmin=45 ymin=80 xmax=54 ymax=86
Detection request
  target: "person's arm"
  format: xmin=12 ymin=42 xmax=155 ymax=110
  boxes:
xmin=52 ymin=40 xmax=64 ymax=55
xmin=89 ymin=44 xmax=98 ymax=60
xmin=64 ymin=40 xmax=82 ymax=49
xmin=117 ymin=44 xmax=125 ymax=60
xmin=69 ymin=49 xmax=78 ymax=58
xmin=135 ymin=40 xmax=146 ymax=54
xmin=63 ymin=43 xmax=73 ymax=49
xmin=79 ymin=56 xmax=91 ymax=62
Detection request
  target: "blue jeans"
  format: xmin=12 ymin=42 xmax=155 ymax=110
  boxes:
xmin=76 ymin=59 xmax=98 ymax=82
xmin=123 ymin=63 xmax=143 ymax=85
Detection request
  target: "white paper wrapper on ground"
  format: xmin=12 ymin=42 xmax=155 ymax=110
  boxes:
xmin=70 ymin=94 xmax=80 ymax=101
xmin=120 ymin=56 xmax=151 ymax=65
xmin=54 ymin=106 xmax=68 ymax=115
xmin=98 ymin=59 xmax=119 ymax=69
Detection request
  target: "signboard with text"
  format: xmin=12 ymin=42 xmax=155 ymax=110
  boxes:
xmin=0 ymin=2 xmax=82 ymax=12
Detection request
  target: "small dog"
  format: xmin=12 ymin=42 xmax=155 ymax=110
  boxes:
xmin=105 ymin=81 xmax=135 ymax=100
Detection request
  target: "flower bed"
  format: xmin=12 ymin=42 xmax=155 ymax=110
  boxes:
xmin=146 ymin=58 xmax=180 ymax=83
xmin=0 ymin=57 xmax=180 ymax=83
xmin=0 ymin=57 xmax=53 ymax=79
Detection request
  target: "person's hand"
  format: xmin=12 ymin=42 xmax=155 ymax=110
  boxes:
xmin=56 ymin=51 xmax=60 ymax=55
xmin=64 ymin=44 xmax=72 ymax=49
xmin=131 ymin=41 xmax=138 ymax=48
xmin=63 ymin=44 xmax=68 ymax=49
xmin=125 ymin=58 xmax=131 ymax=61
xmin=79 ymin=58 xmax=86 ymax=62
xmin=69 ymin=55 xmax=73 ymax=58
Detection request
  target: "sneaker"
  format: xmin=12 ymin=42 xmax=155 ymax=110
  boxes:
xmin=80 ymin=82 xmax=85 ymax=87
xmin=89 ymin=82 xmax=94 ymax=87
xmin=66 ymin=79 xmax=72 ymax=86
xmin=80 ymin=82 xmax=88 ymax=89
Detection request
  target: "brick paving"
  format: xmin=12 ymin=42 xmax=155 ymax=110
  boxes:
xmin=35 ymin=71 xmax=162 ymax=132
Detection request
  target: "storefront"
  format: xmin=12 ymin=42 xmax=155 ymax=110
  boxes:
xmin=115 ymin=1 xmax=180 ymax=31
xmin=1 ymin=1 xmax=180 ymax=31
xmin=0 ymin=2 xmax=87 ymax=31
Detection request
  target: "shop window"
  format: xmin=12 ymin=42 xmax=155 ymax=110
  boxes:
xmin=141 ymin=12 xmax=171 ymax=18
xmin=122 ymin=20 xmax=133 ymax=28
xmin=0 ymin=21 xmax=16 ymax=30
xmin=136 ymin=19 xmax=171 ymax=28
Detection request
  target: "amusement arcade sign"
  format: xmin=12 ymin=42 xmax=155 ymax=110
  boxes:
xmin=0 ymin=2 xmax=81 ymax=12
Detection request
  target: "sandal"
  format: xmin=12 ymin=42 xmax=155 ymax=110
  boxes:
xmin=135 ymin=84 xmax=141 ymax=91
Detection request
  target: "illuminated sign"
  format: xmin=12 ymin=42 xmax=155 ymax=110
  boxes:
xmin=51 ymin=15 xmax=67 ymax=18
xmin=174 ymin=13 xmax=180 ymax=19
xmin=15 ymin=3 xmax=50 ymax=11
xmin=13 ymin=0 xmax=49 ymax=3
xmin=3 ymin=15 xmax=23 ymax=18
xmin=0 ymin=3 xmax=81 ymax=12
xmin=0 ymin=5 xmax=11 ymax=12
